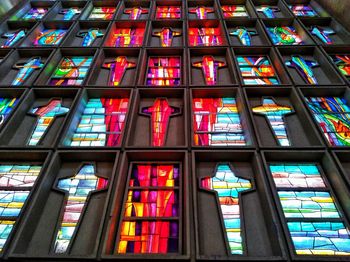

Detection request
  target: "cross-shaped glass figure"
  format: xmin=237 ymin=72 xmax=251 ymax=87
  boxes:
xmin=12 ymin=57 xmax=44 ymax=86
xmin=1 ymin=29 xmax=26 ymax=47
xmin=152 ymin=27 xmax=181 ymax=47
xmin=102 ymin=56 xmax=136 ymax=86
xmin=77 ymin=28 xmax=104 ymax=47
xmin=192 ymin=55 xmax=226 ymax=85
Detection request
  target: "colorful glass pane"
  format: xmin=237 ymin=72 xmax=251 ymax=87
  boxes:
xmin=285 ymin=56 xmax=319 ymax=84
xmin=34 ymin=29 xmax=67 ymax=46
xmin=221 ymin=5 xmax=249 ymax=18
xmin=188 ymin=6 xmax=214 ymax=19
xmin=201 ymin=164 xmax=252 ymax=254
xmin=156 ymin=6 xmax=181 ymax=19
xmin=0 ymin=98 xmax=18 ymax=126
xmin=1 ymin=29 xmax=26 ymax=48
xmin=118 ymin=164 xmax=180 ymax=254
xmin=49 ymin=56 xmax=93 ymax=86
xmin=124 ymin=7 xmax=148 ymax=20
xmin=102 ymin=56 xmax=136 ymax=86
xmin=267 ymin=26 xmax=303 ymax=45
xmin=59 ymin=7 xmax=81 ymax=20
xmin=22 ymin=8 xmax=48 ymax=20
xmin=70 ymin=98 xmax=129 ymax=147
xmin=77 ymin=28 xmax=104 ymax=47
xmin=28 ymin=99 xmax=69 ymax=146
xmin=189 ymin=27 xmax=224 ymax=46
xmin=331 ymin=55 xmax=350 ymax=78
xmin=269 ymin=163 xmax=350 ymax=256
xmin=88 ymin=7 xmax=116 ymax=20
xmin=311 ymin=26 xmax=335 ymax=45
xmin=12 ymin=57 xmax=44 ymax=86
xmin=109 ymin=28 xmax=145 ymax=47
xmin=192 ymin=56 xmax=226 ymax=85
xmin=237 ymin=56 xmax=280 ymax=85
xmin=54 ymin=164 xmax=108 ymax=253
xmin=230 ymin=27 xmax=257 ymax=46
xmin=289 ymin=5 xmax=318 ymax=17
xmin=0 ymin=164 xmax=41 ymax=252
xmin=256 ymin=6 xmax=280 ymax=18
xmin=141 ymin=98 xmax=181 ymax=146
xmin=192 ymin=97 xmax=246 ymax=146
xmin=305 ymin=97 xmax=350 ymax=146
xmin=252 ymin=98 xmax=293 ymax=146
xmin=146 ymin=57 xmax=181 ymax=86
xmin=153 ymin=28 xmax=181 ymax=47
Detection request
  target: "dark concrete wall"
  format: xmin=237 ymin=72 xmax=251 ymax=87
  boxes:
xmin=0 ymin=0 xmax=22 ymax=21
xmin=318 ymin=0 xmax=350 ymax=31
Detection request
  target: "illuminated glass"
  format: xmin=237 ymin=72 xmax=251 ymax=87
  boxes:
xmin=289 ymin=5 xmax=318 ymax=17
xmin=285 ymin=55 xmax=319 ymax=84
xmin=70 ymin=98 xmax=129 ymax=147
xmin=102 ymin=56 xmax=136 ymax=86
xmin=88 ymin=7 xmax=116 ymax=20
xmin=188 ymin=6 xmax=214 ymax=19
xmin=140 ymin=98 xmax=181 ymax=146
xmin=146 ymin=57 xmax=181 ymax=86
xmin=123 ymin=7 xmax=148 ymax=20
xmin=49 ymin=56 xmax=93 ymax=86
xmin=192 ymin=97 xmax=246 ymax=146
xmin=311 ymin=26 xmax=335 ymax=45
xmin=230 ymin=27 xmax=257 ymax=46
xmin=256 ymin=6 xmax=280 ymax=18
xmin=156 ymin=6 xmax=181 ymax=19
xmin=77 ymin=28 xmax=104 ymax=47
xmin=267 ymin=26 xmax=303 ymax=45
xmin=12 ymin=57 xmax=44 ymax=86
xmin=108 ymin=28 xmax=145 ymax=47
xmin=237 ymin=56 xmax=280 ymax=85
xmin=252 ymin=98 xmax=294 ymax=146
xmin=59 ymin=7 xmax=81 ymax=20
xmin=34 ymin=29 xmax=67 ymax=46
xmin=54 ymin=164 xmax=108 ymax=253
xmin=153 ymin=28 xmax=181 ymax=47
xmin=28 ymin=99 xmax=69 ymax=146
xmin=0 ymin=164 xmax=42 ymax=252
xmin=22 ymin=8 xmax=48 ymax=20
xmin=188 ymin=27 xmax=224 ymax=46
xmin=1 ymin=29 xmax=26 ymax=48
xmin=221 ymin=5 xmax=249 ymax=18
xmin=0 ymin=98 xmax=18 ymax=126
xmin=192 ymin=55 xmax=226 ymax=85
xmin=201 ymin=164 xmax=252 ymax=254
xmin=331 ymin=55 xmax=350 ymax=78
xmin=305 ymin=97 xmax=350 ymax=146
xmin=269 ymin=163 xmax=350 ymax=256
xmin=118 ymin=164 xmax=180 ymax=254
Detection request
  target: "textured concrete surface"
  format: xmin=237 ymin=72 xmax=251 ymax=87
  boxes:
xmin=318 ymin=0 xmax=350 ymax=30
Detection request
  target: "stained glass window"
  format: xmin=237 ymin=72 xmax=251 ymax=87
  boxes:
xmin=77 ymin=29 xmax=104 ymax=47
xmin=12 ymin=57 xmax=44 ymax=86
xmin=192 ymin=55 xmax=226 ymax=85
xmin=140 ymin=98 xmax=181 ymax=146
xmin=153 ymin=28 xmax=181 ymax=47
xmin=70 ymin=98 xmax=129 ymax=147
xmin=201 ymin=164 xmax=252 ymax=254
xmin=221 ymin=6 xmax=249 ymax=18
xmin=59 ymin=7 xmax=81 ymax=20
xmin=146 ymin=57 xmax=181 ymax=86
xmin=188 ymin=27 xmax=224 ymax=46
xmin=21 ymin=8 xmax=48 ymax=20
xmin=123 ymin=7 xmax=148 ymax=20
xmin=0 ymin=98 xmax=19 ymax=126
xmin=156 ymin=6 xmax=181 ymax=19
xmin=108 ymin=28 xmax=145 ymax=47
xmin=252 ymin=98 xmax=294 ymax=146
xmin=237 ymin=56 xmax=280 ymax=85
xmin=192 ymin=97 xmax=246 ymax=146
xmin=117 ymin=164 xmax=180 ymax=254
xmin=34 ymin=29 xmax=67 ymax=46
xmin=49 ymin=56 xmax=93 ymax=86
xmin=269 ymin=163 xmax=350 ymax=256
xmin=331 ymin=55 xmax=350 ymax=79
xmin=256 ymin=6 xmax=280 ymax=18
xmin=288 ymin=5 xmax=318 ymax=17
xmin=311 ymin=26 xmax=335 ymax=45
xmin=0 ymin=164 xmax=42 ymax=252
xmin=1 ymin=29 xmax=26 ymax=48
xmin=102 ymin=56 xmax=136 ymax=86
xmin=88 ymin=7 xmax=116 ymax=20
xmin=188 ymin=6 xmax=214 ymax=19
xmin=28 ymin=99 xmax=69 ymax=146
xmin=54 ymin=164 xmax=108 ymax=253
xmin=267 ymin=26 xmax=303 ymax=45
xmin=285 ymin=56 xmax=319 ymax=84
xmin=305 ymin=97 xmax=350 ymax=146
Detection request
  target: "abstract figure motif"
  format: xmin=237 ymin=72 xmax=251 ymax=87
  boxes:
xmin=77 ymin=28 xmax=104 ymax=47
xmin=267 ymin=26 xmax=303 ymax=45
xmin=269 ymin=163 xmax=350 ymax=255
xmin=221 ymin=6 xmax=249 ymax=18
xmin=140 ymin=98 xmax=181 ymax=146
xmin=331 ymin=55 xmax=350 ymax=78
xmin=289 ymin=5 xmax=318 ymax=17
xmin=59 ymin=8 xmax=81 ymax=20
xmin=201 ymin=164 xmax=252 ymax=255
xmin=22 ymin=8 xmax=48 ymax=20
xmin=0 ymin=98 xmax=18 ymax=126
xmin=256 ymin=6 xmax=280 ymax=18
xmin=252 ymin=98 xmax=294 ymax=146
xmin=188 ymin=27 xmax=224 ymax=46
xmin=12 ymin=57 xmax=44 ymax=86
xmin=156 ymin=6 xmax=181 ymax=19
xmin=124 ymin=7 xmax=148 ymax=20
xmin=237 ymin=56 xmax=280 ymax=85
xmin=54 ymin=164 xmax=108 ymax=253
xmin=305 ymin=97 xmax=350 ymax=146
xmin=193 ymin=98 xmax=246 ymax=146
xmin=192 ymin=55 xmax=226 ymax=85
xmin=0 ymin=164 xmax=42 ymax=252
xmin=147 ymin=57 xmax=181 ymax=86
xmin=27 ymin=99 xmax=69 ymax=146
xmin=70 ymin=98 xmax=129 ymax=146
xmin=1 ymin=29 xmax=26 ymax=47
xmin=34 ymin=29 xmax=67 ymax=46
xmin=118 ymin=164 xmax=180 ymax=254
xmin=153 ymin=28 xmax=181 ymax=47
xmin=230 ymin=27 xmax=257 ymax=46
xmin=109 ymin=28 xmax=144 ymax=47
xmin=49 ymin=56 xmax=92 ymax=86
xmin=188 ymin=6 xmax=214 ymax=19
xmin=285 ymin=55 xmax=319 ymax=84
xmin=88 ymin=7 xmax=116 ymax=20
xmin=311 ymin=26 xmax=335 ymax=45
xmin=102 ymin=56 xmax=136 ymax=86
